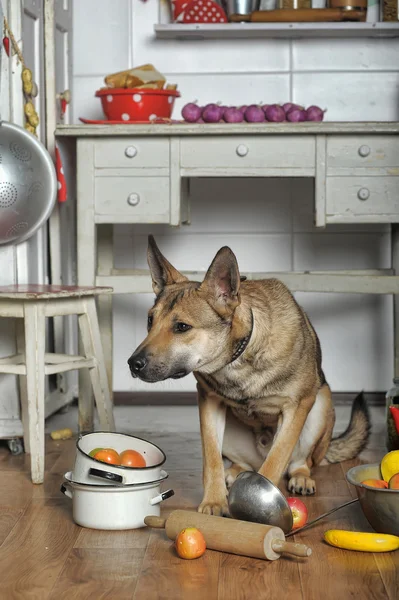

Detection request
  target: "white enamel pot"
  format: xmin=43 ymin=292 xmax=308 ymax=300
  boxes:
xmin=73 ymin=432 xmax=166 ymax=486
xmin=60 ymin=471 xmax=174 ymax=530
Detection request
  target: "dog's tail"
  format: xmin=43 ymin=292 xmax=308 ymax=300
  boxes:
xmin=325 ymin=392 xmax=371 ymax=464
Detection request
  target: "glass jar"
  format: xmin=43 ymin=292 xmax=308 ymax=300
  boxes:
xmin=386 ymin=377 xmax=399 ymax=451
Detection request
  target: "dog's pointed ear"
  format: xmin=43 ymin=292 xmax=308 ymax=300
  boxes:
xmin=147 ymin=235 xmax=188 ymax=296
xmin=199 ymin=246 xmax=241 ymax=317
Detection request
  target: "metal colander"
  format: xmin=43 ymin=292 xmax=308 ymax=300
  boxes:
xmin=0 ymin=121 xmax=57 ymax=245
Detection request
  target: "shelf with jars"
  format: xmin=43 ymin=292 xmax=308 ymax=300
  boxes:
xmin=155 ymin=0 xmax=399 ymax=38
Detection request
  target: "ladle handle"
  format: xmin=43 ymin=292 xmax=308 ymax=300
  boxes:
xmin=285 ymin=498 xmax=359 ymax=538
xmin=144 ymin=515 xmax=166 ymax=528
xmin=271 ymin=539 xmax=312 ymax=557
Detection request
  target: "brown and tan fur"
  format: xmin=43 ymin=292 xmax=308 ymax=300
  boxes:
xmin=128 ymin=236 xmax=370 ymax=516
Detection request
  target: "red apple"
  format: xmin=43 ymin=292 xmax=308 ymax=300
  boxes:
xmin=286 ymin=497 xmax=308 ymax=530
xmin=388 ymin=473 xmax=399 ymax=490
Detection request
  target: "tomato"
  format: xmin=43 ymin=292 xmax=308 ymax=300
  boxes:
xmin=89 ymin=447 xmax=103 ymax=458
xmin=120 ymin=449 xmax=146 ymax=467
xmin=175 ymin=527 xmax=206 ymax=560
xmin=93 ymin=448 xmax=121 ymax=465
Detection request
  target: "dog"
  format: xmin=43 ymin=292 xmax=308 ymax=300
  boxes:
xmin=128 ymin=236 xmax=371 ymax=516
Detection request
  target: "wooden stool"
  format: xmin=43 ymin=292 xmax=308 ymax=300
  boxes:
xmin=0 ymin=285 xmax=115 ymax=484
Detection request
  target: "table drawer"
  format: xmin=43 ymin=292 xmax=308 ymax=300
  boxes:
xmin=180 ymin=136 xmax=315 ymax=169
xmin=94 ymin=177 xmax=170 ymax=221
xmin=94 ymin=138 xmax=169 ymax=168
xmin=326 ymin=177 xmax=399 ymax=217
xmin=327 ymin=136 xmax=399 ymax=169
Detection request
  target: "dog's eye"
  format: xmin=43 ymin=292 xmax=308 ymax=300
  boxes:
xmin=175 ymin=322 xmax=192 ymax=333
xmin=147 ymin=315 xmax=153 ymax=329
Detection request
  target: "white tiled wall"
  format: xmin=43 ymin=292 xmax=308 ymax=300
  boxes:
xmin=72 ymin=0 xmax=398 ymax=393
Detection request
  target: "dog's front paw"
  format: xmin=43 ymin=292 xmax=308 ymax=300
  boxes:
xmin=198 ymin=499 xmax=229 ymax=517
xmin=288 ymin=476 xmax=316 ymax=496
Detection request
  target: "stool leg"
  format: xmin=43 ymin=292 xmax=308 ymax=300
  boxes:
xmin=78 ymin=338 xmax=94 ymax=433
xmin=78 ymin=297 xmax=115 ymax=432
xmin=24 ymin=303 xmax=46 ymax=484
xmin=16 ymin=319 xmax=30 ymax=454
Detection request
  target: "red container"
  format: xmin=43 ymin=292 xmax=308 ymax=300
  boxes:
xmin=95 ymin=88 xmax=180 ymax=122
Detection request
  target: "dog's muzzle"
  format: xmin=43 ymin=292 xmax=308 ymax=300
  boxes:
xmin=127 ymin=352 xmax=188 ymax=382
xmin=127 ymin=353 xmax=147 ymax=378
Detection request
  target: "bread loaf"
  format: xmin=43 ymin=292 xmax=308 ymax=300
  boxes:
xmin=105 ymin=64 xmax=166 ymax=89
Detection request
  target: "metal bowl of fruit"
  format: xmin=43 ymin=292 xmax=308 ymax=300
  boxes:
xmin=73 ymin=431 xmax=167 ymax=486
xmin=346 ymin=460 xmax=399 ymax=536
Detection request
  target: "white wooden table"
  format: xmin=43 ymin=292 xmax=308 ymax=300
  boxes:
xmin=55 ymin=122 xmax=399 ymax=410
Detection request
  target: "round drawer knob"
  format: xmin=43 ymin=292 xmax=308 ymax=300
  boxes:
xmin=127 ymin=193 xmax=140 ymax=206
xmin=358 ymin=188 xmax=370 ymax=201
xmin=358 ymin=145 xmax=371 ymax=158
xmin=236 ymin=144 xmax=249 ymax=157
xmin=125 ymin=146 xmax=137 ymax=158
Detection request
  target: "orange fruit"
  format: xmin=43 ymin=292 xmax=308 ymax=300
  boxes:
xmin=361 ymin=479 xmax=388 ymax=489
xmin=89 ymin=447 xmax=103 ymax=458
xmin=93 ymin=448 xmax=121 ymax=465
xmin=175 ymin=527 xmax=206 ymax=560
xmin=120 ymin=449 xmax=146 ymax=468
xmin=388 ymin=473 xmax=399 ymax=489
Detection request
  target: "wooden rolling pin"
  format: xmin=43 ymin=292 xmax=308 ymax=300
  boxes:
xmin=230 ymin=9 xmax=366 ymax=22
xmin=144 ymin=510 xmax=312 ymax=561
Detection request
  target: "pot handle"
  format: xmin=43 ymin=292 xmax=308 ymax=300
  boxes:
xmin=149 ymin=489 xmax=174 ymax=506
xmin=88 ymin=467 xmax=124 ymax=484
xmin=60 ymin=482 xmax=73 ymax=500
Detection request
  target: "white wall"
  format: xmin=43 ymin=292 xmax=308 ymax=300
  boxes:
xmin=72 ymin=0 xmax=398 ymax=393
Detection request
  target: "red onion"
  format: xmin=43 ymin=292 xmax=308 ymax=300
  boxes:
xmin=244 ymin=105 xmax=265 ymax=123
xmin=202 ymin=103 xmax=223 ymax=123
xmin=306 ymin=105 xmax=325 ymax=122
xmin=286 ymin=108 xmax=307 ymax=122
xmin=223 ymin=107 xmax=244 ymax=123
xmin=219 ymin=105 xmax=229 ymax=118
xmin=239 ymin=105 xmax=248 ymax=114
xmin=265 ymin=104 xmax=285 ymax=122
xmin=282 ymin=102 xmax=304 ymax=114
xmin=181 ymin=103 xmax=202 ymax=123
xmin=261 ymin=104 xmax=270 ymax=114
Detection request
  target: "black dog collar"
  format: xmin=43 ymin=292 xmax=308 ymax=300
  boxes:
xmin=229 ymin=309 xmax=254 ymax=364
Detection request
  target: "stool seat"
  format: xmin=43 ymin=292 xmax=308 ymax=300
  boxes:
xmin=0 ymin=284 xmax=112 ymax=299
xmin=0 ymin=285 xmax=115 ymax=484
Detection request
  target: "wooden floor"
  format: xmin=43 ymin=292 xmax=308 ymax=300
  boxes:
xmin=0 ymin=404 xmax=397 ymax=600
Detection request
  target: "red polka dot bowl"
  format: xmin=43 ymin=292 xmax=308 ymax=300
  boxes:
xmin=95 ymin=88 xmax=181 ymax=122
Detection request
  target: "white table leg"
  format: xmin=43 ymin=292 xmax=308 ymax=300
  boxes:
xmin=392 ymin=225 xmax=399 ymax=378
xmin=97 ymin=224 xmax=113 ymax=395
xmin=23 ymin=302 xmax=46 ymax=484
xmin=77 ymin=140 xmax=96 ymax=432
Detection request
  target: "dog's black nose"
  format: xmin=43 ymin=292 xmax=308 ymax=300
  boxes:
xmin=128 ymin=354 xmax=147 ymax=373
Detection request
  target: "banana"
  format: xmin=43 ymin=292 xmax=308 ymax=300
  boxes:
xmin=324 ymin=530 xmax=399 ymax=552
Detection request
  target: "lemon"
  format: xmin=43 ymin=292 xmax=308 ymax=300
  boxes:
xmin=380 ymin=450 xmax=399 ymax=482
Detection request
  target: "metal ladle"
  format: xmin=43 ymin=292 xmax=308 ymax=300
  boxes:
xmin=228 ymin=471 xmax=358 ymax=536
